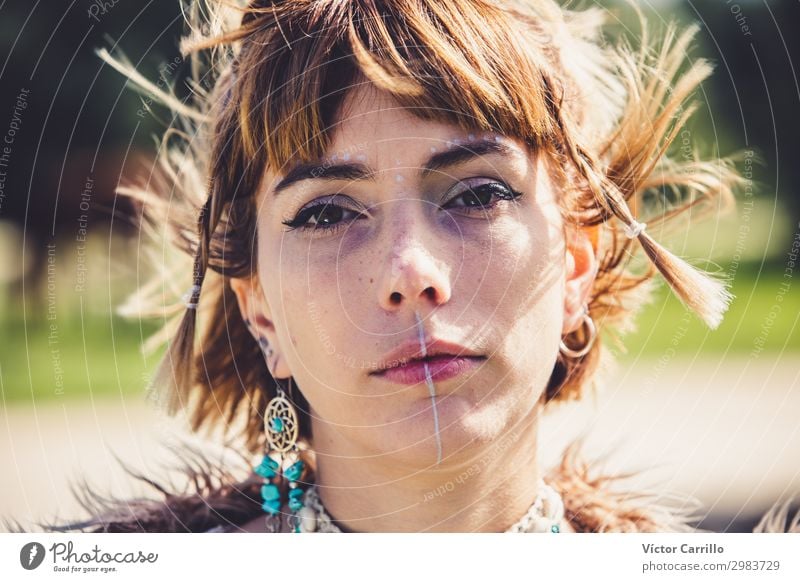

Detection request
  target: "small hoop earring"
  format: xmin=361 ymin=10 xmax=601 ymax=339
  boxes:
xmin=559 ymin=307 xmax=597 ymax=359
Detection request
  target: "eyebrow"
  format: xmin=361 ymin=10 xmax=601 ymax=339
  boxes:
xmin=272 ymin=138 xmax=518 ymax=196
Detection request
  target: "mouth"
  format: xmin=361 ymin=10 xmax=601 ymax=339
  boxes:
xmin=370 ymin=354 xmax=486 ymax=385
xmin=368 ymin=337 xmax=485 ymax=384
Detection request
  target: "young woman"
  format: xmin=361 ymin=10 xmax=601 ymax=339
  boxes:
xmin=38 ymin=0 xmax=796 ymax=533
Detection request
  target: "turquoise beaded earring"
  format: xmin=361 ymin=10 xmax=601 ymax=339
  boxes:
xmin=254 ymin=375 xmax=309 ymax=532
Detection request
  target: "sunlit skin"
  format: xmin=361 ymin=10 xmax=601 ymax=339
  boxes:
xmin=230 ymin=84 xmax=597 ymax=532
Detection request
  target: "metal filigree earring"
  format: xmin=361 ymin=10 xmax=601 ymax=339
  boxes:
xmin=254 ymin=377 xmax=311 ymax=533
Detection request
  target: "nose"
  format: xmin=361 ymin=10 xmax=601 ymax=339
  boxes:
xmin=378 ymin=208 xmax=452 ymax=312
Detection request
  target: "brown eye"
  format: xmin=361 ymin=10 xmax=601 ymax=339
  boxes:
xmin=282 ymin=196 xmax=366 ymax=233
xmin=442 ymin=180 xmax=523 ymax=213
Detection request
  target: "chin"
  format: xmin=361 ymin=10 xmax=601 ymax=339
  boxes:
xmin=379 ymin=388 xmax=514 ymax=470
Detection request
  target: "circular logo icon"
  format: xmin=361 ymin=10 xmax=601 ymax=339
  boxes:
xmin=20 ymin=542 xmax=46 ymax=570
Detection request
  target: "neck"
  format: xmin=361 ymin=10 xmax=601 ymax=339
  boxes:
xmin=309 ymin=403 xmax=542 ymax=533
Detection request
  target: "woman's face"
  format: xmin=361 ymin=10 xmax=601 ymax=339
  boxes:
xmin=234 ymin=84 xmax=595 ymax=469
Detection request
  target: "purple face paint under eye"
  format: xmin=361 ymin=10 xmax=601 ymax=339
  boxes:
xmin=415 ymin=309 xmax=443 ymax=465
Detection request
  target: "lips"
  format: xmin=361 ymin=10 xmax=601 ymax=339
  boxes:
xmin=369 ymin=338 xmax=485 ymax=384
xmin=372 ymin=354 xmax=485 ymax=385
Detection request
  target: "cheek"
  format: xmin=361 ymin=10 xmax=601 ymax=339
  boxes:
xmin=258 ymin=239 xmax=373 ymax=424
xmin=476 ymin=201 xmax=565 ymax=391
xmin=473 ymin=200 xmax=564 ymax=325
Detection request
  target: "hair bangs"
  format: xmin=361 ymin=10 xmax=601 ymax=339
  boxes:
xmin=235 ymin=0 xmax=556 ymax=176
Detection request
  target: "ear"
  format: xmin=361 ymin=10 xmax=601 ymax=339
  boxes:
xmin=229 ymin=275 xmax=292 ymax=379
xmin=562 ymin=227 xmax=599 ymax=334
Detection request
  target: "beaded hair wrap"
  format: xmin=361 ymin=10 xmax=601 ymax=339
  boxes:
xmin=622 ymin=219 xmax=647 ymax=239
xmin=182 ymin=284 xmax=201 ymax=309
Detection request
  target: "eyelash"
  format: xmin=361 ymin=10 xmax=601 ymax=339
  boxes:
xmin=281 ymin=179 xmax=525 ymax=235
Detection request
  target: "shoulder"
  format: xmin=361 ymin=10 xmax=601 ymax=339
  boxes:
xmin=205 ymin=524 xmax=236 ymax=533
xmin=548 ymin=440 xmax=699 ymax=533
xmin=203 ymin=517 xmax=269 ymax=533
xmin=549 ymin=439 xmax=800 ymax=533
xmin=753 ymin=499 xmax=800 ymax=533
xmin=39 ymin=441 xmax=266 ymax=533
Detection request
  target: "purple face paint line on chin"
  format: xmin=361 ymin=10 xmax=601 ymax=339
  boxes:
xmin=415 ymin=309 xmax=443 ymax=465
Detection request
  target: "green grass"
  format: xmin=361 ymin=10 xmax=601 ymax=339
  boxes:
xmin=617 ymin=261 xmax=799 ymax=360
xmin=0 ymin=314 xmax=162 ymax=405
xmin=1 ymin=263 xmax=796 ymax=404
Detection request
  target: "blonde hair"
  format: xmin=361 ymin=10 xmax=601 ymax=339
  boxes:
xmin=106 ymin=0 xmax=741 ymax=455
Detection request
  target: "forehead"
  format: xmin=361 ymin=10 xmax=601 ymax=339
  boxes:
xmin=330 ymin=85 xmax=447 ymax=147
xmin=324 ymin=84 xmax=532 ymax=167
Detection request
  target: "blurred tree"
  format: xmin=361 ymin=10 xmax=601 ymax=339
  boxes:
xmin=688 ymin=0 xmax=800 ymax=235
xmin=0 ymin=0 xmax=186 ymax=303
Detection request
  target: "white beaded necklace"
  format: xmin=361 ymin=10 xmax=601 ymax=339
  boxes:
xmin=291 ymin=479 xmax=565 ymax=533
